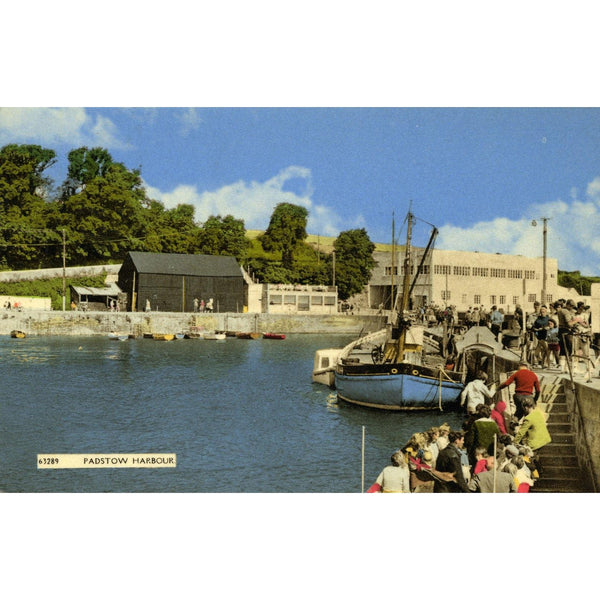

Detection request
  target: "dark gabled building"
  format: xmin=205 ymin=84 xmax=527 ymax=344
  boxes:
xmin=118 ymin=251 xmax=245 ymax=313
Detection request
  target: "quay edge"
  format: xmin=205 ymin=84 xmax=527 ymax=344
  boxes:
xmin=0 ymin=310 xmax=385 ymax=337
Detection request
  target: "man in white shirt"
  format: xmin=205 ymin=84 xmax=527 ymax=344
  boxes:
xmin=460 ymin=370 xmax=495 ymax=414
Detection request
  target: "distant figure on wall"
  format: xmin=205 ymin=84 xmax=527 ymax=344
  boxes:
xmin=206 ymin=298 xmax=214 ymax=313
xmin=145 ymin=298 xmax=151 ymax=312
xmin=193 ymin=297 xmax=199 ymax=313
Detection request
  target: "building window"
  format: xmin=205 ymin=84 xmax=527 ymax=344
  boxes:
xmin=417 ymin=265 xmax=430 ymax=275
xmin=546 ymin=294 xmax=553 ymax=303
xmin=384 ymin=266 xmax=398 ymax=276
xmin=490 ymin=295 xmax=496 ymax=305
xmin=311 ymin=296 xmax=323 ymax=305
xmin=490 ymin=268 xmax=506 ymax=278
xmin=528 ymin=293 xmax=537 ymax=302
xmin=499 ymin=295 xmax=506 ymax=304
xmin=474 ymin=295 xmax=481 ymax=304
xmin=508 ymin=269 xmax=523 ymax=279
xmin=472 ymin=267 xmax=489 ymax=277
xmin=284 ymin=295 xmax=296 ymax=305
xmin=512 ymin=296 xmax=519 ymax=305
xmin=525 ymin=270 xmax=536 ymax=280
xmin=441 ymin=290 xmax=451 ymax=300
xmin=298 ymin=295 xmax=310 ymax=311
xmin=461 ymin=294 xmax=467 ymax=303
xmin=453 ymin=266 xmax=471 ymax=276
xmin=324 ymin=296 xmax=336 ymax=305
xmin=270 ymin=294 xmax=282 ymax=304
xmin=434 ymin=265 xmax=451 ymax=275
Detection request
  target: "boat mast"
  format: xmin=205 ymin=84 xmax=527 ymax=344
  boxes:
xmin=395 ymin=212 xmax=413 ymax=359
xmin=390 ymin=211 xmax=395 ymax=312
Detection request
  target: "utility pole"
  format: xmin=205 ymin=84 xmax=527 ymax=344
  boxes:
xmin=332 ymin=250 xmax=336 ymax=287
xmin=531 ymin=217 xmax=549 ymax=305
xmin=62 ymin=229 xmax=66 ymax=311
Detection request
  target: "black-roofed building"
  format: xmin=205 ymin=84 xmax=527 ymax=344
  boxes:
xmin=118 ymin=251 xmax=245 ymax=313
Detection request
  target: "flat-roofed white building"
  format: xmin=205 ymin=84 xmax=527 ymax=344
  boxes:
xmin=368 ymin=248 xmax=584 ymax=314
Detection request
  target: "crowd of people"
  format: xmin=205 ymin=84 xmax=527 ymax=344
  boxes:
xmin=367 ymin=360 xmax=552 ymax=493
xmin=525 ymin=299 xmax=593 ymax=372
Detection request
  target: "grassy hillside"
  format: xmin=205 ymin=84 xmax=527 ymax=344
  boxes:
xmin=246 ymin=230 xmax=393 ymax=254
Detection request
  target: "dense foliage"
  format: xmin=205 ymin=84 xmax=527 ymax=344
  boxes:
xmin=333 ymin=228 xmax=376 ymax=300
xmin=557 ymin=271 xmax=600 ymax=297
xmin=1 ymin=143 xmax=377 ymax=299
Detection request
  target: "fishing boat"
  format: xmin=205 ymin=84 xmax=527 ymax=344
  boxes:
xmin=333 ymin=212 xmax=465 ymax=410
xmin=263 ymin=332 xmax=285 ymax=340
xmin=10 ymin=330 xmax=26 ymax=339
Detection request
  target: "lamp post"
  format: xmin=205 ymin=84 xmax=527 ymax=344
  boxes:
xmin=531 ymin=217 xmax=549 ymax=305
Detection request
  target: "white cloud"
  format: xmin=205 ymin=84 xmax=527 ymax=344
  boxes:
xmin=175 ymin=108 xmax=202 ymax=137
xmin=0 ymin=107 xmax=129 ymax=149
xmin=437 ymin=183 xmax=600 ymax=275
xmin=144 ymin=165 xmax=352 ymax=236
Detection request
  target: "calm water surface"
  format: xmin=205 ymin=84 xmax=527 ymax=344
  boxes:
xmin=0 ymin=334 xmax=463 ymax=492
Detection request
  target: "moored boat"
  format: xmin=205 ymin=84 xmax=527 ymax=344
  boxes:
xmin=10 ymin=330 xmax=26 ymax=339
xmin=152 ymin=333 xmax=175 ymax=341
xmin=236 ymin=332 xmax=261 ymax=339
xmin=263 ymin=332 xmax=285 ymax=340
xmin=331 ymin=211 xmax=466 ymax=411
xmin=312 ymin=348 xmax=342 ymax=387
xmin=204 ymin=331 xmax=226 ymax=340
xmin=108 ymin=332 xmax=129 ymax=341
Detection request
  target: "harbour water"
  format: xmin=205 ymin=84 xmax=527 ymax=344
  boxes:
xmin=0 ymin=334 xmax=464 ymax=493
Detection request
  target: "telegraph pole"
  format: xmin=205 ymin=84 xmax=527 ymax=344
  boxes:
xmin=62 ymin=229 xmax=66 ymax=311
xmin=532 ymin=217 xmax=549 ymax=305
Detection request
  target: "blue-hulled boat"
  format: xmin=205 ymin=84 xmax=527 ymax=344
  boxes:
xmin=333 ymin=212 xmax=465 ymax=411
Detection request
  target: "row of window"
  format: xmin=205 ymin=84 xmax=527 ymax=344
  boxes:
xmin=440 ymin=292 xmax=553 ymax=305
xmin=269 ymin=294 xmax=336 ymax=308
xmin=385 ymin=265 xmax=430 ymax=276
xmin=432 ymin=265 xmax=539 ymax=279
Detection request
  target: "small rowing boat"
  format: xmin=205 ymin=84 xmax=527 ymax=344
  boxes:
xmin=152 ymin=333 xmax=175 ymax=341
xmin=263 ymin=332 xmax=285 ymax=340
xmin=204 ymin=331 xmax=226 ymax=340
xmin=236 ymin=332 xmax=261 ymax=340
xmin=10 ymin=330 xmax=26 ymax=339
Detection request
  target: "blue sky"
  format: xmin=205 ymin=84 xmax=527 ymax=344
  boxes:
xmin=2 ymin=106 xmax=600 ymax=274
xmin=3 ymin=4 xmax=600 ymax=275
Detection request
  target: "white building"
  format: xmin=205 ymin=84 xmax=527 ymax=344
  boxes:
xmin=367 ymin=248 xmax=585 ymax=314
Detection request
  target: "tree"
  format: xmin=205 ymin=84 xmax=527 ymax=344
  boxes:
xmin=195 ymin=215 xmax=249 ymax=260
xmin=0 ymin=144 xmax=58 ymax=269
xmin=260 ymin=203 xmax=308 ymax=269
xmin=333 ymin=228 xmax=376 ymax=300
xmin=54 ymin=161 xmax=149 ymax=264
xmin=60 ymin=147 xmax=113 ymax=198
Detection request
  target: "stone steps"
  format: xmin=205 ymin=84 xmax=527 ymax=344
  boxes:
xmin=531 ymin=376 xmax=591 ymax=493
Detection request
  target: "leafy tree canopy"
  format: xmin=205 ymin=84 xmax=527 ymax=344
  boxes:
xmin=260 ymin=202 xmax=308 ymax=269
xmin=196 ymin=214 xmax=249 ymax=260
xmin=333 ymin=228 xmax=376 ymax=300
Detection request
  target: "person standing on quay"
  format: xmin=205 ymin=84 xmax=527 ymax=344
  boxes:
xmin=366 ymin=450 xmax=411 ymax=493
xmin=489 ymin=305 xmax=504 ymax=340
xmin=434 ymin=431 xmax=470 ymax=493
xmin=496 ymin=361 xmax=540 ymax=421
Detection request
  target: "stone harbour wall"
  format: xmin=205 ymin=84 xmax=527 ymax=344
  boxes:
xmin=0 ymin=309 xmax=386 ymax=337
xmin=567 ymin=381 xmax=600 ymax=491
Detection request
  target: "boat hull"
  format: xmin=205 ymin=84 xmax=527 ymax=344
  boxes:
xmin=335 ymin=363 xmax=463 ymax=410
